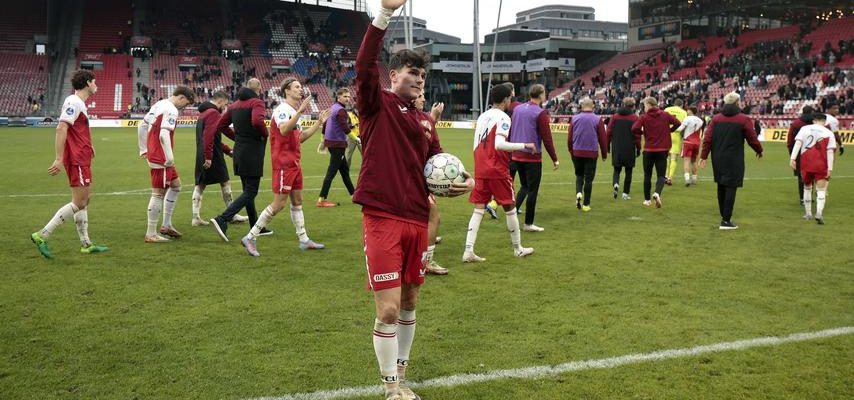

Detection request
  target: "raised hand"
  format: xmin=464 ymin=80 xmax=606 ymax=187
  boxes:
xmin=382 ymin=0 xmax=407 ymax=11
xmin=298 ymin=96 xmax=312 ymax=113
xmin=431 ymin=102 xmax=444 ymax=115
xmin=318 ymin=108 xmax=332 ymax=123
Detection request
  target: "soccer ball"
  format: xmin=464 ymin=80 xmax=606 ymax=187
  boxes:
xmin=424 ymin=153 xmax=467 ymax=196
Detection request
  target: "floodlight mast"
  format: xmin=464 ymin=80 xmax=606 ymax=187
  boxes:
xmin=472 ymin=0 xmax=482 ymax=118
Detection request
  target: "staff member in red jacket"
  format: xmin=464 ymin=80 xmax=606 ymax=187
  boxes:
xmin=355 ymin=1 xmax=473 ymax=398
xmin=631 ymin=97 xmax=680 ymax=208
xmin=700 ymin=92 xmax=763 ymax=230
xmin=210 ymin=78 xmax=269 ymax=241
xmin=606 ymin=97 xmax=640 ymax=200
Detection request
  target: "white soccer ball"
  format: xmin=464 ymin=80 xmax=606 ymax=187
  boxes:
xmin=424 ymin=153 xmax=467 ymax=196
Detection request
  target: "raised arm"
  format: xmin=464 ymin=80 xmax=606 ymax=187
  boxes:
xmin=356 ymin=4 xmax=398 ymax=118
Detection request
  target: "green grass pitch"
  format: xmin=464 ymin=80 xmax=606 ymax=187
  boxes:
xmin=1 ymin=127 xmax=852 ymax=399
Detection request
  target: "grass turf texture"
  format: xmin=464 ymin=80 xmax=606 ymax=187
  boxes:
xmin=1 ymin=127 xmax=851 ymax=399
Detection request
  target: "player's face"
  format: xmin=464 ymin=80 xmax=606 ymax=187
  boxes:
xmin=391 ymin=65 xmax=425 ymax=101
xmin=338 ymin=92 xmax=352 ymax=105
xmin=288 ymin=82 xmax=303 ymax=101
xmin=87 ymin=79 xmax=98 ymax=95
xmin=414 ymin=93 xmax=425 ymax=110
xmin=176 ymin=96 xmax=191 ymax=110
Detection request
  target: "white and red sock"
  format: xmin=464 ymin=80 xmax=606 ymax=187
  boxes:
xmin=464 ymin=209 xmax=485 ymax=254
xmin=373 ymin=319 xmax=399 ymax=391
xmin=191 ymin=186 xmax=203 ymax=219
xmin=290 ymin=205 xmax=309 ymax=242
xmin=162 ymin=187 xmax=180 ymax=228
xmin=40 ymin=202 xmax=79 ymax=239
xmin=147 ymin=195 xmax=163 ymax=236
xmin=505 ymin=207 xmax=522 ymax=251
xmin=247 ymin=205 xmax=275 ymax=240
xmin=74 ymin=208 xmax=91 ymax=247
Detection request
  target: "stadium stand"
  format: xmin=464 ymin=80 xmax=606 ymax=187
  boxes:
xmin=0 ymin=3 xmax=47 ymax=53
xmin=82 ymin=55 xmax=133 ymax=119
xmin=78 ymin=0 xmax=132 ymax=53
xmin=0 ymin=54 xmax=48 ymax=116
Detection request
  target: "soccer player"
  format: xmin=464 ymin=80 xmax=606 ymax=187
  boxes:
xmin=567 ymin=97 xmax=607 ymax=211
xmin=632 ymin=97 xmax=680 ymax=208
xmin=415 ymin=91 xmax=449 ymax=275
xmin=786 ymin=106 xmax=814 ymax=205
xmin=240 ymin=78 xmax=330 ymax=256
xmin=190 ymin=91 xmax=248 ymax=226
xmin=355 ymin=1 xmax=474 ymax=399
xmin=138 ymin=86 xmax=195 ymax=243
xmin=790 ymin=113 xmax=836 ymax=224
xmin=824 ymin=104 xmax=845 ymax=155
xmin=664 ymin=98 xmax=687 ymax=185
xmin=210 ymin=78 xmax=269 ymax=241
xmin=463 ymin=84 xmax=536 ymax=262
xmin=676 ymin=106 xmax=705 ymax=186
xmin=317 ymin=88 xmax=357 ymax=208
xmin=30 ymin=70 xmax=108 ymax=258
xmin=509 ymin=84 xmax=559 ymax=232
xmin=606 ymin=97 xmax=640 ymax=200
xmin=700 ymin=92 xmax=763 ymax=230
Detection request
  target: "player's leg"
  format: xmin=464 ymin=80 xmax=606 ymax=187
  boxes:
xmin=318 ymin=148 xmax=341 ymax=206
xmin=642 ymin=152 xmax=653 ymax=204
xmin=463 ymin=202 xmax=487 ymax=262
xmin=513 ymin=161 xmax=528 ymax=211
xmin=241 ymin=192 xmax=287 ymax=256
xmin=336 ymin=148 xmax=356 ymax=196
xmin=802 ymin=173 xmax=813 ymax=219
xmin=160 ymin=175 xmax=182 ymax=237
xmin=653 ymin=152 xmax=666 ymax=207
xmin=690 ymin=155 xmax=699 ymax=184
xmin=572 ymin=156 xmax=584 ymax=209
xmin=373 ymin=287 xmax=403 ymax=397
xmin=426 ymin=197 xmax=447 ymax=274
xmin=795 ymin=157 xmax=804 ymax=204
xmin=212 ymin=175 xmax=256 ymax=241
xmin=612 ymin=165 xmax=621 ymax=199
xmin=815 ymin=179 xmax=828 ymax=224
xmin=523 ymin=162 xmax=543 ymax=230
xmin=683 ymin=155 xmax=692 ymax=185
xmin=146 ymin=168 xmax=171 ymax=242
xmin=397 ymin=283 xmax=421 ymax=399
xmin=720 ymin=185 xmax=738 ymax=228
xmin=582 ymin=158 xmax=595 ymax=209
xmin=291 ymin=189 xmax=325 ymax=250
xmin=192 ymin=183 xmax=208 ymax=225
xmin=72 ymin=185 xmax=106 ymax=253
xmin=218 ymin=181 xmax=247 ymax=223
xmin=623 ymin=166 xmax=633 ymax=199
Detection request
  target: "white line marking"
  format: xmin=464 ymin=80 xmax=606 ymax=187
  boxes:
xmin=3 ymin=176 xmax=850 ymax=198
xmin=247 ymin=326 xmax=854 ymax=400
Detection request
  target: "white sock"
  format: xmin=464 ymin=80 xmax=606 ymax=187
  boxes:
xmin=691 ymin=174 xmax=698 ymax=183
xmin=464 ymin=209 xmax=485 ymax=253
xmin=162 ymin=187 xmax=180 ymax=228
xmin=39 ymin=202 xmax=79 ymax=239
xmin=803 ymin=188 xmax=812 ymax=215
xmin=147 ymin=195 xmax=163 ymax=236
xmin=816 ymin=189 xmax=826 ymax=218
xmin=373 ymin=319 xmax=399 ymax=389
xmin=74 ymin=208 xmax=91 ymax=247
xmin=425 ymin=245 xmax=435 ymax=263
xmin=684 ymin=173 xmax=690 ymax=182
xmin=221 ymin=185 xmax=233 ymax=206
xmin=248 ymin=205 xmax=275 ymax=239
xmin=505 ymin=208 xmax=522 ymax=250
xmin=397 ymin=309 xmax=416 ymax=381
xmin=290 ymin=205 xmax=309 ymax=242
xmin=192 ymin=186 xmax=203 ymax=218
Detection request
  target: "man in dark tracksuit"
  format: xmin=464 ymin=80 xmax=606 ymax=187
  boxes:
xmin=786 ymin=106 xmax=813 ymax=205
xmin=317 ymin=88 xmax=356 ymax=207
xmin=700 ymin=92 xmax=764 ymax=230
xmin=606 ymin=97 xmax=640 ymax=200
xmin=210 ymin=78 xmax=269 ymax=241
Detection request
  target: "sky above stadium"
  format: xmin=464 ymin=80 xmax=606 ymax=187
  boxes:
xmin=367 ymin=0 xmax=629 ymax=43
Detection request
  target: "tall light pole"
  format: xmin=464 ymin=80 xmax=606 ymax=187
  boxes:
xmin=472 ymin=0 xmax=481 ymax=118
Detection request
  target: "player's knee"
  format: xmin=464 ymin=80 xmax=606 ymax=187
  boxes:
xmin=376 ymin=303 xmax=400 ymax=324
xmin=170 ymin=185 xmax=181 ymax=192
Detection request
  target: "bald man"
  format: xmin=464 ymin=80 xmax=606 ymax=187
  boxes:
xmin=211 ymin=78 xmax=272 ymax=241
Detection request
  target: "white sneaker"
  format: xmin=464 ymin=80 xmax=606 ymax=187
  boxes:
xmin=576 ymin=192 xmax=583 ymax=209
xmin=191 ymin=217 xmax=210 ymax=226
xmin=462 ymin=252 xmax=486 ymax=263
xmin=144 ymin=234 xmax=171 ymax=243
xmin=652 ymin=193 xmax=662 ymax=208
xmin=622 ymin=193 xmax=631 ymax=200
xmin=803 ymin=213 xmax=813 ymax=220
xmin=643 ymin=200 xmax=652 ymax=207
xmin=231 ymin=214 xmax=249 ymax=223
xmin=514 ymin=247 xmax=534 ymax=257
xmin=523 ymin=224 xmax=544 ymax=232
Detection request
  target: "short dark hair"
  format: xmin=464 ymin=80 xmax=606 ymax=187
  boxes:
xmin=502 ymin=82 xmax=515 ymax=93
xmin=674 ymin=98 xmax=684 ymax=107
xmin=212 ymin=91 xmax=229 ymax=100
xmin=813 ymin=113 xmax=827 ymax=121
xmin=490 ymin=84 xmax=512 ymax=105
xmin=173 ymin=86 xmax=195 ymax=103
xmin=71 ymin=70 xmax=96 ymax=91
xmin=388 ymin=49 xmax=430 ymax=71
xmin=802 ymin=105 xmax=814 ymax=115
xmin=336 ymin=87 xmax=350 ymax=97
xmin=280 ymin=77 xmax=299 ymax=95
xmin=528 ymin=84 xmax=545 ymax=100
xmin=688 ymin=106 xmax=698 ymax=114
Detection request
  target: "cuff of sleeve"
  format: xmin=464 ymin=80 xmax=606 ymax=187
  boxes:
xmin=372 ymin=8 xmax=394 ymax=30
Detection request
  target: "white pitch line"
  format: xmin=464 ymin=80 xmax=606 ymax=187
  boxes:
xmin=3 ymin=175 xmax=851 ymax=199
xmin=248 ymin=326 xmax=854 ymax=400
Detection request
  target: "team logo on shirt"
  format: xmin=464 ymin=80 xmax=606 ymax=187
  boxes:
xmin=168 ymin=117 xmax=176 ymax=125
xmin=278 ymin=113 xmax=287 ymax=121
xmin=501 ymin=122 xmax=510 ymax=131
xmin=420 ymin=120 xmax=433 ymax=140
xmin=398 ymin=105 xmax=408 ymax=113
xmin=65 ymin=107 xmax=75 ymax=115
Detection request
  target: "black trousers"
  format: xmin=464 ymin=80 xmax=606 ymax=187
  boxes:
xmin=717 ymin=184 xmax=738 ymax=222
xmin=613 ymin=166 xmax=633 ymax=194
xmin=643 ymin=151 xmax=668 ymax=200
xmin=219 ymin=175 xmax=260 ymax=226
xmin=510 ymin=161 xmax=542 ymax=225
xmin=794 ymin=157 xmax=804 ymax=201
xmin=320 ymin=147 xmax=355 ymax=199
xmin=572 ymin=156 xmax=597 ymax=206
